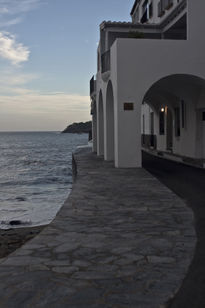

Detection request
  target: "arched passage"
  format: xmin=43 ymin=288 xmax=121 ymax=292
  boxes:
xmin=141 ymin=74 xmax=205 ymax=160
xmin=97 ymin=90 xmax=104 ymax=156
xmin=105 ymin=81 xmax=114 ymax=161
xmin=91 ymin=99 xmax=97 ymax=153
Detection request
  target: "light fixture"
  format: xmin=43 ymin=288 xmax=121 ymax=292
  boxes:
xmin=161 ymin=107 xmax=165 ymax=112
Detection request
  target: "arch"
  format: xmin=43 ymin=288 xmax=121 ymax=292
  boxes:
xmin=141 ymin=74 xmax=205 ymax=159
xmin=105 ymin=80 xmax=115 ymax=161
xmin=91 ymin=99 xmax=97 ymax=153
xmin=97 ymin=90 xmax=104 ymax=156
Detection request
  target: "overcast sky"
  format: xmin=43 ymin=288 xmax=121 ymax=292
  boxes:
xmin=0 ymin=0 xmax=134 ymax=131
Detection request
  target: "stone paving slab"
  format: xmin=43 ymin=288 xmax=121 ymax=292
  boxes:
xmin=0 ymin=148 xmax=196 ymax=308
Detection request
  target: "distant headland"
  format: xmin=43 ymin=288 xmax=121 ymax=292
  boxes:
xmin=62 ymin=121 xmax=92 ymax=134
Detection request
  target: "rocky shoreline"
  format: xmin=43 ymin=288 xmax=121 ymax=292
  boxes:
xmin=0 ymin=225 xmax=46 ymax=259
xmin=62 ymin=121 xmax=92 ymax=134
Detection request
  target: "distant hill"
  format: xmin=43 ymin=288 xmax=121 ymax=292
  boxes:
xmin=62 ymin=121 xmax=92 ymax=134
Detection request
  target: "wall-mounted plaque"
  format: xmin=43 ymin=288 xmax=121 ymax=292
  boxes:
xmin=124 ymin=102 xmax=134 ymax=111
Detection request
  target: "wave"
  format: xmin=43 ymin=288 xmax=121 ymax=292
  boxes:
xmin=0 ymin=132 xmax=88 ymax=229
xmin=0 ymin=176 xmax=72 ymax=187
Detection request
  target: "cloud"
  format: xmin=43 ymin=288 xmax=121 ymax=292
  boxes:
xmin=0 ymin=17 xmax=22 ymax=27
xmin=0 ymin=1 xmax=42 ymax=64
xmin=0 ymin=0 xmax=41 ymax=16
xmin=0 ymin=7 xmax=9 ymax=14
xmin=0 ymin=71 xmax=37 ymax=86
xmin=0 ymin=92 xmax=91 ymax=131
xmin=0 ymin=71 xmax=38 ymax=96
xmin=0 ymin=93 xmax=90 ymax=112
xmin=0 ymin=31 xmax=30 ymax=64
xmin=0 ymin=0 xmax=42 ymax=28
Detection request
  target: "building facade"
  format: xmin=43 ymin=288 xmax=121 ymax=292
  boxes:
xmin=90 ymin=0 xmax=205 ymax=168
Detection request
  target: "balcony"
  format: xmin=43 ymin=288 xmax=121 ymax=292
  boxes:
xmin=100 ymin=28 xmax=161 ymax=75
xmin=100 ymin=22 xmax=162 ymax=58
xmin=98 ymin=3 xmax=186 ymax=76
xmin=90 ymin=76 xmax=96 ymax=97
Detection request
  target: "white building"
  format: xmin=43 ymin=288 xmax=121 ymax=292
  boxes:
xmin=90 ymin=0 xmax=205 ymax=168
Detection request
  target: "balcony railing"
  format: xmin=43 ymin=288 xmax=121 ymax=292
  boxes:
xmin=164 ymin=0 xmax=173 ymax=10
xmin=101 ymin=50 xmax=110 ymax=74
xmin=158 ymin=0 xmax=174 ymax=16
xmin=90 ymin=76 xmax=96 ymax=96
xmin=158 ymin=0 xmax=165 ymax=17
xmin=161 ymin=0 xmax=186 ymax=29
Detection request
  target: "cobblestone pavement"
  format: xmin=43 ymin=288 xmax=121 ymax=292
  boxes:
xmin=0 ymin=148 xmax=196 ymax=308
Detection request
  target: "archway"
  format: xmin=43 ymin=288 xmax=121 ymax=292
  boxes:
xmin=97 ymin=90 xmax=104 ymax=156
xmin=105 ymin=81 xmax=114 ymax=161
xmin=142 ymin=74 xmax=205 ymax=160
xmin=91 ymin=99 xmax=97 ymax=152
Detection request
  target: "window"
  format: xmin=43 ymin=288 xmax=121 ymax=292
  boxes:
xmin=142 ymin=0 xmax=148 ymax=14
xmin=150 ymin=112 xmax=154 ymax=135
xmin=202 ymin=111 xmax=205 ymax=121
xmin=181 ymin=100 xmax=186 ymax=128
xmin=142 ymin=115 xmax=145 ymax=145
xmin=135 ymin=9 xmax=139 ymax=22
xmin=124 ymin=103 xmax=134 ymax=110
xmin=175 ymin=107 xmax=180 ymax=137
xmin=143 ymin=114 xmax=145 ymax=134
xmin=141 ymin=0 xmax=149 ymax=23
xmin=149 ymin=2 xmax=153 ymax=18
xmin=158 ymin=0 xmax=165 ymax=17
xmin=159 ymin=110 xmax=165 ymax=135
xmin=97 ymin=52 xmax=100 ymax=71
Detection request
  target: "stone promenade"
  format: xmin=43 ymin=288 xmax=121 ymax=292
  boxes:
xmin=0 ymin=148 xmax=196 ymax=308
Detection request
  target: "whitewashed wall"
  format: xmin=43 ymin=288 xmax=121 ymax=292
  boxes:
xmin=95 ymin=0 xmax=205 ymax=167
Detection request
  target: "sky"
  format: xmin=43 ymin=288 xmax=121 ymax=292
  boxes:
xmin=0 ymin=0 xmax=134 ymax=131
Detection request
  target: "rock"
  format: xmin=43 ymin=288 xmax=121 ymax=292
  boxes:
xmin=9 ymin=220 xmax=22 ymax=226
xmin=62 ymin=121 xmax=92 ymax=134
xmin=9 ymin=220 xmax=31 ymax=226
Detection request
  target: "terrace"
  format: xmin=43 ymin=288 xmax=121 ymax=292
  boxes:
xmin=98 ymin=0 xmax=186 ymax=75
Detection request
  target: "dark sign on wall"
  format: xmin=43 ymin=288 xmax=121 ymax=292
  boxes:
xmin=124 ymin=103 xmax=134 ymax=111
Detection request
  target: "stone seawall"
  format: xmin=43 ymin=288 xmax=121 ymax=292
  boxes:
xmin=0 ymin=147 xmax=196 ymax=308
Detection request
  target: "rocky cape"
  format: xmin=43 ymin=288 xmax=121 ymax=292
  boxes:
xmin=62 ymin=121 xmax=92 ymax=134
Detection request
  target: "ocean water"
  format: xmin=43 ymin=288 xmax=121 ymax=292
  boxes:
xmin=0 ymin=132 xmax=88 ymax=229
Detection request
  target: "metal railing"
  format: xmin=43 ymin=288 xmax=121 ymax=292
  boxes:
xmin=161 ymin=0 xmax=186 ymax=29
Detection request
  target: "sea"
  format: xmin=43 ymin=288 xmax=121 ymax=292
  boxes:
xmin=0 ymin=132 xmax=88 ymax=229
